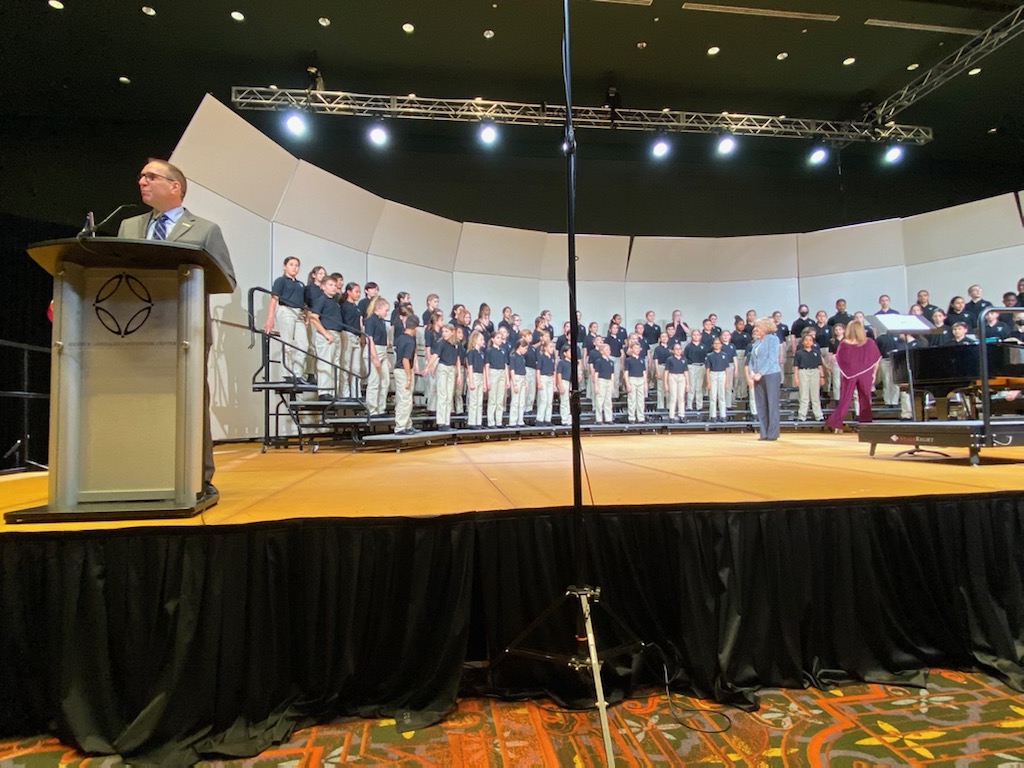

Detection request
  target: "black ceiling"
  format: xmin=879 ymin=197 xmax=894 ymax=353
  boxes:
xmin=2 ymin=0 xmax=1022 ymax=235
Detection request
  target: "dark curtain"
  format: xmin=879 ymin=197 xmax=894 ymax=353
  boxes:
xmin=474 ymin=492 xmax=1024 ymax=707
xmin=0 ymin=517 xmax=477 ymax=764
xmin=2 ymin=493 xmax=1023 ymax=763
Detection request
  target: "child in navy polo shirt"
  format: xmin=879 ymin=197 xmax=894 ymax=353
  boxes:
xmin=433 ymin=324 xmax=461 ymax=430
xmin=263 ymin=256 xmax=308 ymax=382
xmin=465 ymin=330 xmax=487 ymax=428
xmin=363 ymin=297 xmax=391 ymax=416
xmin=793 ymin=330 xmax=824 ymax=421
xmin=624 ymin=341 xmax=647 ymax=423
xmin=556 ymin=346 xmax=574 ymax=425
xmin=485 ymin=331 xmax=509 ymax=427
xmin=508 ymin=337 xmax=529 ymax=427
xmin=393 ymin=316 xmax=421 ymax=435
xmin=684 ymin=329 xmax=708 ymax=416
xmin=592 ymin=342 xmax=615 ymax=423
xmin=652 ymin=331 xmax=671 ymax=410
xmin=705 ymin=337 xmax=730 ymax=423
xmin=535 ymin=338 xmax=557 ymax=426
xmin=662 ymin=341 xmax=689 ymax=422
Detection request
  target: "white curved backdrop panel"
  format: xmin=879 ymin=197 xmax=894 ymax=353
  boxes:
xmin=169 ymin=96 xmax=1024 ymax=441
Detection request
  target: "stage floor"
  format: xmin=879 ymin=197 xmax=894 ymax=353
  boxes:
xmin=4 ymin=432 xmax=1024 ymax=533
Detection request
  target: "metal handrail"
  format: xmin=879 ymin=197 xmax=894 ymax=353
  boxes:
xmin=0 ymin=337 xmax=50 ymax=472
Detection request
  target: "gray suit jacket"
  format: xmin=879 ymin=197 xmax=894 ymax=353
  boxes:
xmin=118 ymin=208 xmax=237 ymax=294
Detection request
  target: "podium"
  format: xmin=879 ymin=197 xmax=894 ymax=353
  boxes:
xmin=5 ymin=237 xmax=233 ymax=523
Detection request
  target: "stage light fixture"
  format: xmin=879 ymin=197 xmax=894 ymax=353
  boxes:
xmin=716 ymin=133 xmax=736 ymax=155
xmin=285 ymin=112 xmax=308 ymax=136
xmin=650 ymin=136 xmax=671 ymax=159
xmin=306 ymin=66 xmax=325 ymax=92
xmin=883 ymin=144 xmax=904 ymax=164
xmin=368 ymin=123 xmax=389 ymax=147
xmin=478 ymin=121 xmax=498 ymax=145
xmin=808 ymin=145 xmax=828 ymax=165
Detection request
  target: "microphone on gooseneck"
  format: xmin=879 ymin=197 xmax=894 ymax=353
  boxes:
xmin=78 ymin=203 xmax=143 ymax=237
xmin=78 ymin=211 xmax=96 ymax=237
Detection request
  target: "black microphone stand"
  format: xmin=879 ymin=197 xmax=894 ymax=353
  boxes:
xmin=497 ymin=2 xmax=643 ymax=763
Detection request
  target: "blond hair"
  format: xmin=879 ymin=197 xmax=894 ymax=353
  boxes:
xmin=845 ymin=319 xmax=867 ymax=344
xmin=754 ymin=317 xmax=777 ymax=334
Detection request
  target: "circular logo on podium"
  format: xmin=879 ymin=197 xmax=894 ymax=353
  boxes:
xmin=94 ymin=273 xmax=154 ymax=336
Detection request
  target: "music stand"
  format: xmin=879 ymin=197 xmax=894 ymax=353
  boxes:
xmin=871 ymin=313 xmax=948 ymax=457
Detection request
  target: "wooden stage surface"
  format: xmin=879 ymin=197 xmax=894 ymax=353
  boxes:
xmin=4 ymin=432 xmax=1024 ymax=533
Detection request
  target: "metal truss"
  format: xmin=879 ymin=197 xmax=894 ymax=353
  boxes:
xmin=232 ymin=86 xmax=933 ymax=145
xmin=869 ymin=2 xmax=1024 ymax=125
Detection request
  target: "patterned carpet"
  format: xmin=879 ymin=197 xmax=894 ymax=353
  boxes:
xmin=3 ymin=670 xmax=1024 ymax=766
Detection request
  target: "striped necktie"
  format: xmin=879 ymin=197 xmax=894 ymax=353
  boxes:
xmin=152 ymin=213 xmax=169 ymax=241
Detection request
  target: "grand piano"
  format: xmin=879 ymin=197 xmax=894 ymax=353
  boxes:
xmin=893 ymin=342 xmax=1024 ymax=420
xmin=859 ymin=341 xmax=1024 ymax=464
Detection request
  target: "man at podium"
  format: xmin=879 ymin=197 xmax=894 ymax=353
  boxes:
xmin=118 ymin=158 xmax=237 ymax=502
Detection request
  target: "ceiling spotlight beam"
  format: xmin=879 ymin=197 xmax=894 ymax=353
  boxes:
xmin=232 ymin=87 xmax=933 ymax=145
xmin=867 ymin=3 xmax=1024 ymax=126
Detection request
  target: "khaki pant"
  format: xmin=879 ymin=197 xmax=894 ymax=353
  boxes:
xmin=687 ymin=364 xmax=705 ymax=410
xmin=536 ymin=374 xmax=554 ymax=423
xmin=627 ymin=376 xmax=646 ymax=421
xmin=667 ymin=372 xmax=687 ymax=419
xmin=797 ymin=368 xmax=823 ymax=420
xmin=487 ymin=369 xmax=507 ymax=426
xmin=435 ymin=363 xmax=456 ymax=426
xmin=467 ymin=372 xmax=485 ymax=426
xmin=340 ymin=331 xmax=361 ymax=399
xmin=594 ymin=377 xmax=613 ymax=422
xmin=364 ymin=344 xmax=391 ymax=415
xmin=314 ymin=329 xmax=341 ymax=395
xmin=394 ymin=367 xmax=414 ymax=431
xmin=276 ymin=306 xmax=307 ymax=379
xmin=509 ymin=374 xmax=527 ymax=426
xmin=708 ymin=369 xmax=727 ymax=419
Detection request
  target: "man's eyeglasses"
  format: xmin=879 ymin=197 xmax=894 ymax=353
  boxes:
xmin=138 ymin=171 xmax=174 ymax=183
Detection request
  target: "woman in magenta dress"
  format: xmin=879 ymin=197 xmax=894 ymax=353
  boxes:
xmin=825 ymin=319 xmax=881 ymax=432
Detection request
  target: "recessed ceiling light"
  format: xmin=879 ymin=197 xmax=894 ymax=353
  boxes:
xmin=230 ymin=10 xmax=244 ymax=21
xmin=636 ymin=41 xmax=647 ymax=49
xmin=987 ymin=126 xmax=998 ymax=134
xmin=402 ymin=22 xmax=414 ymax=33
xmin=776 ymin=51 xmax=788 ymax=60
xmin=48 ymin=0 xmax=64 ymax=8
xmin=843 ymin=56 xmax=856 ymax=66
xmin=654 ymin=16 xmax=660 ymax=22
xmin=968 ymin=67 xmax=982 ymax=75
xmin=318 ymin=17 xmax=330 ymax=27
xmin=483 ymin=29 xmax=495 ymax=38
xmin=118 ymin=76 xmax=131 ymax=85
xmin=907 ymin=62 xmax=919 ymax=71
xmin=141 ymin=6 xmax=156 ymax=16
xmin=492 ymin=2 xmax=498 ymax=6
xmin=801 ymin=28 xmax=807 ymax=33
xmin=707 ymin=45 xmax=720 ymax=55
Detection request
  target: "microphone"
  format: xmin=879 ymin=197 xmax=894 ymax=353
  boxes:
xmin=78 ymin=211 xmax=95 ymax=237
xmin=78 ymin=203 xmax=143 ymax=237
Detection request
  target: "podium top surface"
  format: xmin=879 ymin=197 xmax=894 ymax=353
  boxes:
xmin=28 ymin=238 xmax=235 ymax=295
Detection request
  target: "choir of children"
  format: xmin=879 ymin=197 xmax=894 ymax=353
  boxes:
xmin=265 ymin=262 xmax=1024 ymax=434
